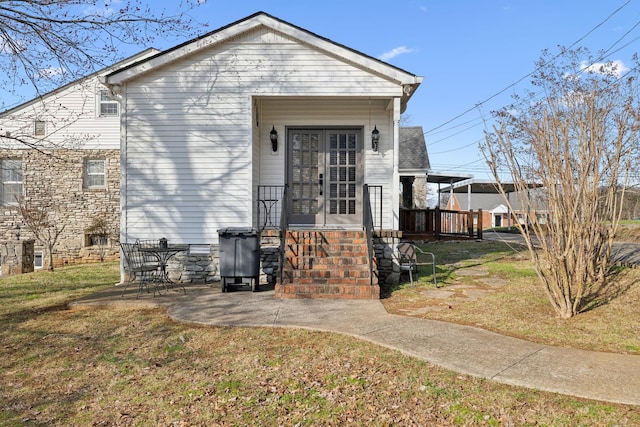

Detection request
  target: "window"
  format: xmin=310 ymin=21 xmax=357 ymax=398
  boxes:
xmin=85 ymin=159 xmax=106 ymax=189
xmin=86 ymin=234 xmax=108 ymax=246
xmin=1 ymin=159 xmax=23 ymax=205
xmin=99 ymin=90 xmax=118 ymax=116
xmin=34 ymin=251 xmax=43 ymax=269
xmin=34 ymin=120 xmax=46 ymax=136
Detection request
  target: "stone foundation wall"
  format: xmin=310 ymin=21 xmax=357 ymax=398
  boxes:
xmin=0 ymin=239 xmax=35 ymax=276
xmin=260 ymin=231 xmax=281 ymax=286
xmin=157 ymin=235 xmax=280 ymax=286
xmin=120 ymin=230 xmax=403 ymax=292
xmin=373 ymin=231 xmax=403 ymax=291
xmin=0 ymin=149 xmax=120 ymax=269
xmin=170 ymin=245 xmax=220 ymax=284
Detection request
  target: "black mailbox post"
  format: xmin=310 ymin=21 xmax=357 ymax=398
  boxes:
xmin=218 ymin=227 xmax=261 ymax=292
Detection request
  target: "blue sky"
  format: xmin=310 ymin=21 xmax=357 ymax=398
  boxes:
xmin=6 ymin=1 xmax=639 ymax=176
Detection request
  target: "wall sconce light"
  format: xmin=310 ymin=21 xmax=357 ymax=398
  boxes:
xmin=371 ymin=125 xmax=380 ymax=152
xmin=270 ymin=126 xmax=278 ymax=152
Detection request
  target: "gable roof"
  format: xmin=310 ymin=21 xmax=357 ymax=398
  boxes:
xmin=0 ymin=48 xmax=160 ymax=116
xmin=399 ymin=126 xmax=430 ymax=175
xmin=104 ymin=12 xmax=422 ymax=105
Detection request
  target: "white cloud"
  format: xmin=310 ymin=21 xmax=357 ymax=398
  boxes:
xmin=580 ymin=59 xmax=629 ymax=77
xmin=378 ymin=46 xmax=414 ymax=61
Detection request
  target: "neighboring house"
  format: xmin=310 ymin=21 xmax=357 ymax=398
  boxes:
xmin=0 ymin=49 xmax=159 ymax=269
xmin=399 ymin=126 xmax=430 ymax=209
xmin=443 ymin=179 xmax=547 ymax=229
xmin=446 ymin=192 xmax=509 ymax=229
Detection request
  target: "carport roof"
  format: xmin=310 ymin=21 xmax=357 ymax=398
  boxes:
xmin=427 ymin=171 xmax=474 ymax=185
xmin=439 ymin=178 xmax=543 ymax=194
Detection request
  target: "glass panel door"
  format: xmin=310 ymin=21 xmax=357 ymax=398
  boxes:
xmin=287 ymin=128 xmax=362 ymax=226
xmin=325 ymin=130 xmax=361 ymax=225
xmin=288 ymin=130 xmax=321 ymax=225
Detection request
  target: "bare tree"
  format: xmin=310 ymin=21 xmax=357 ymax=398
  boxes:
xmin=0 ymin=0 xmax=204 ymax=102
xmin=16 ymin=197 xmax=65 ymax=271
xmin=85 ymin=213 xmax=118 ymax=262
xmin=483 ymin=47 xmax=640 ymax=318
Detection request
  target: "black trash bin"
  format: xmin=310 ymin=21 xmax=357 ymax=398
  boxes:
xmin=218 ymin=227 xmax=261 ymax=292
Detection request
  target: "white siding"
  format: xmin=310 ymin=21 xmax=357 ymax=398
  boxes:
xmin=122 ymin=27 xmax=406 ymax=242
xmin=0 ymin=50 xmax=157 ymax=151
xmin=0 ymin=76 xmax=120 ymax=150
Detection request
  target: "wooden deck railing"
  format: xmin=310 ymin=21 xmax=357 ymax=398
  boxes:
xmin=399 ymin=208 xmax=483 ymax=240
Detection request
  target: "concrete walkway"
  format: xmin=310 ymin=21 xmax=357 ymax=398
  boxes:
xmin=163 ymin=289 xmax=640 ymax=406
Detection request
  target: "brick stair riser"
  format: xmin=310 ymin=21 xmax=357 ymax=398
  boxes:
xmin=278 ymin=230 xmax=379 ymax=298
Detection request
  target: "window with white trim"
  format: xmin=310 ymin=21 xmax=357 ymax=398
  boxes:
xmin=34 ymin=251 xmax=44 ymax=269
xmin=34 ymin=120 xmax=46 ymax=136
xmin=84 ymin=159 xmax=106 ymax=189
xmin=1 ymin=159 xmax=23 ymax=205
xmin=99 ymin=90 xmax=118 ymax=116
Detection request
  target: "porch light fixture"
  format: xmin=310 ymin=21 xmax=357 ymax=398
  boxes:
xmin=270 ymin=126 xmax=278 ymax=152
xmin=371 ymin=125 xmax=380 ymax=152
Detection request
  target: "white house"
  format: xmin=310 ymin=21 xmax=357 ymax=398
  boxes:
xmin=2 ymin=12 xmax=424 ymax=297
xmin=102 ymin=12 xmax=422 ymax=243
xmin=101 ymin=12 xmax=423 ymax=298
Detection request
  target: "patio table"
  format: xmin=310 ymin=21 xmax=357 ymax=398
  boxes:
xmin=139 ymin=244 xmax=189 ymax=294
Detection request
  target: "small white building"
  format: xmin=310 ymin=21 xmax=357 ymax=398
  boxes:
xmin=102 ymin=12 xmax=422 ymax=245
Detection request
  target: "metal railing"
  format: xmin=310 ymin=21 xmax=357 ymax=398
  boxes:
xmin=257 ymin=185 xmax=286 ymax=230
xmin=367 ymin=185 xmax=383 ymax=230
xmin=278 ymin=185 xmax=289 ymax=285
xmin=363 ymin=184 xmax=375 ymax=285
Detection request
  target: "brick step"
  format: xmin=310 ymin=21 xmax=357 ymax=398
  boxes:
xmin=284 ymin=256 xmax=370 ymax=265
xmin=285 ymin=242 xmax=368 ymax=248
xmin=275 ymin=283 xmax=379 ymax=299
xmin=286 ymin=268 xmax=372 ymax=279
xmin=277 ymin=229 xmax=379 ymax=299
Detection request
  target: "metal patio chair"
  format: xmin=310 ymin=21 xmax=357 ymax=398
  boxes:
xmin=135 ymin=239 xmax=163 ymax=266
xmin=396 ymin=241 xmax=437 ymax=287
xmin=120 ymin=242 xmax=161 ymax=298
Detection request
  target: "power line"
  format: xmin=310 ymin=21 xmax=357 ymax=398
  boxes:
xmin=423 ymin=16 xmax=640 ymax=157
xmin=429 ymin=138 xmax=483 ymax=154
xmin=423 ymin=0 xmax=633 ymax=136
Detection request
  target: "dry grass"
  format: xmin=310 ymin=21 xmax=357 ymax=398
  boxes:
xmin=3 ymin=305 xmax=639 ymax=425
xmin=382 ymin=239 xmax=640 ymax=355
xmin=617 ymin=222 xmax=640 ymax=243
xmin=1 ymin=252 xmax=639 ymax=424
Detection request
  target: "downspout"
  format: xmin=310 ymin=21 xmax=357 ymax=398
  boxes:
xmin=392 ymin=97 xmax=401 ymax=230
xmin=119 ymin=83 xmax=127 ymax=285
xmin=99 ymin=75 xmax=127 ymax=285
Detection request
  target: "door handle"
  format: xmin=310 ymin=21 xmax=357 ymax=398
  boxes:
xmin=319 ymin=173 xmax=323 ymax=196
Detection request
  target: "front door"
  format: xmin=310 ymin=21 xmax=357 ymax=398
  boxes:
xmin=287 ymin=128 xmax=363 ymax=227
